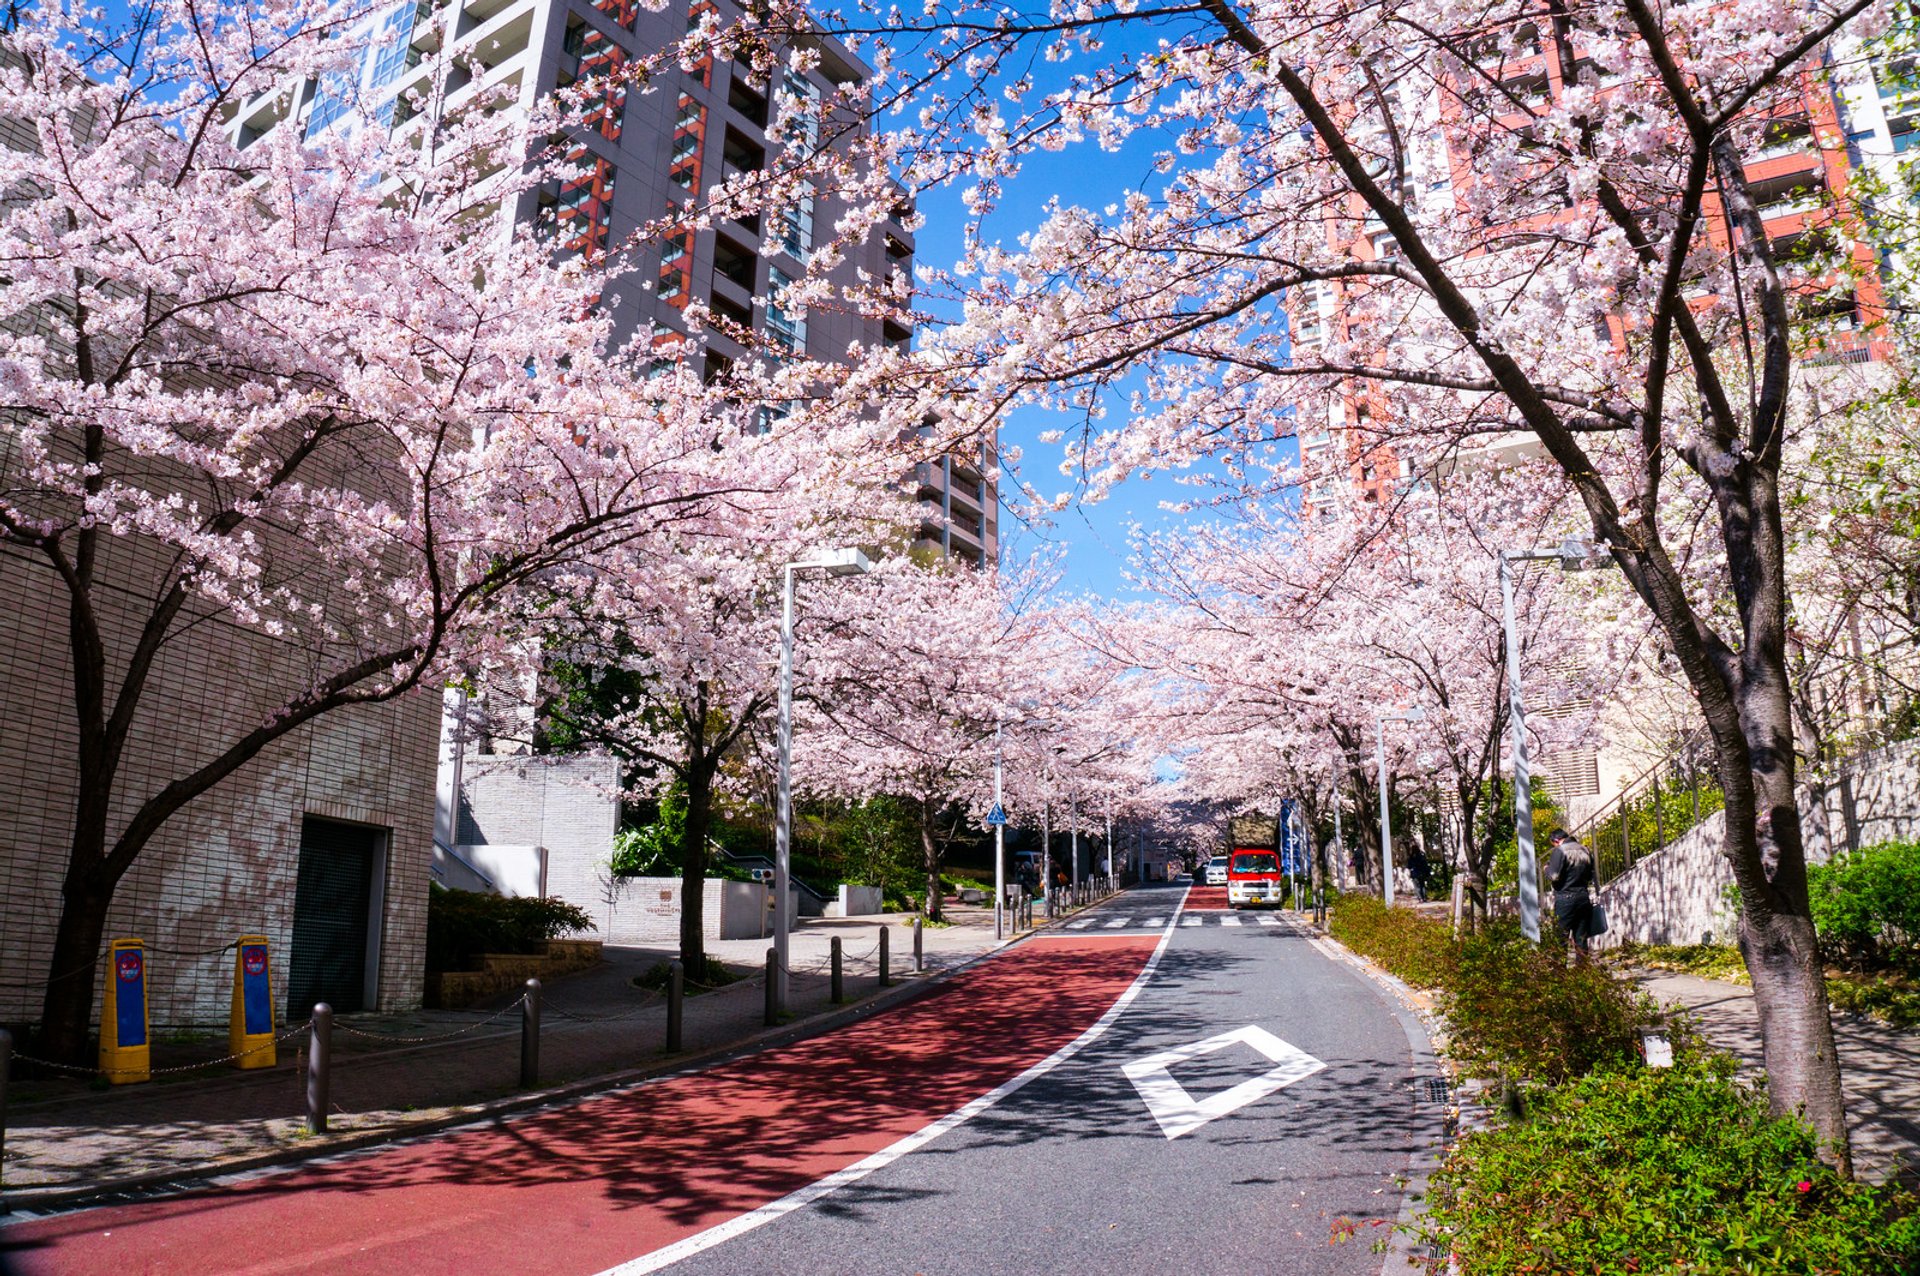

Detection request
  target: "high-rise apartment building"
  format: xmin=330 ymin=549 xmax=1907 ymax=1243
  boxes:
xmin=227 ymin=0 xmax=996 ymax=567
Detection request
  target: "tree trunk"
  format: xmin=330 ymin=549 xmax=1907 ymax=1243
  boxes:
xmin=37 ymin=859 xmax=114 ymax=1066
xmin=677 ymin=761 xmax=716 ymax=976
xmin=920 ymin=798 xmax=944 ymax=923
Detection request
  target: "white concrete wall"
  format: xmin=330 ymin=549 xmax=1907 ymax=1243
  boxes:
xmin=457 ymin=753 xmax=618 ymax=918
xmin=583 ymin=877 xmax=788 ymax=946
xmin=831 ymin=884 xmax=885 ymax=917
xmin=1596 ymin=737 xmax=1920 ymax=947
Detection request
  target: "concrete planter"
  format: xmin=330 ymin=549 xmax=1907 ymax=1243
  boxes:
xmin=425 ymin=938 xmax=603 ymax=1008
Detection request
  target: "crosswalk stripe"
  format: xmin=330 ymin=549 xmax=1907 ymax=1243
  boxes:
xmin=1103 ymin=917 xmax=1131 ymax=928
xmin=1219 ymin=915 xmax=1244 ymax=926
xmin=1139 ymin=918 xmax=1164 ymax=928
xmin=1067 ymin=920 xmax=1093 ymax=929
xmin=1179 ymin=915 xmax=1203 ymax=927
xmin=1256 ymin=914 xmax=1280 ymax=926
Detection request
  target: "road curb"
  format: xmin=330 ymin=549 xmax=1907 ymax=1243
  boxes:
xmin=0 ymin=934 xmax=1037 ymax=1219
xmin=1280 ymin=913 xmax=1452 ymax=1276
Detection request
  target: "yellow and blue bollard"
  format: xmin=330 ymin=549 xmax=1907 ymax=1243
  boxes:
xmin=99 ymin=937 xmax=151 ymax=1084
xmin=229 ymin=935 xmax=276 ymax=1070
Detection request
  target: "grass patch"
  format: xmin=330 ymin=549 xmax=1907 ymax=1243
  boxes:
xmin=631 ymin=957 xmax=742 ymax=996
xmin=1614 ymin=941 xmax=1753 ymax=984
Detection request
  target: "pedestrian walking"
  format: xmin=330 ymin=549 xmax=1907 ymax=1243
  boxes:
xmin=1406 ymin=846 xmax=1431 ymax=902
xmin=1546 ymin=829 xmax=1600 ymax=955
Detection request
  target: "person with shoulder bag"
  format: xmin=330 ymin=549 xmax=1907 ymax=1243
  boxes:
xmin=1545 ymin=829 xmax=1604 ymax=955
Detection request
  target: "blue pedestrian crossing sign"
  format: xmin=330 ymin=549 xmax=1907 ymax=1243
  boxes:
xmin=986 ymin=804 xmax=1008 ymax=826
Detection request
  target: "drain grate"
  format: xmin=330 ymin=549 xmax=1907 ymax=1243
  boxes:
xmin=1417 ymin=1076 xmax=1451 ymax=1105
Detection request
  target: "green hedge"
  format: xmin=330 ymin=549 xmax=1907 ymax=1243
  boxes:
xmin=1441 ymin=922 xmax=1657 ymax=1086
xmin=426 ymin=888 xmax=594 ymax=972
xmin=1326 ymin=891 xmax=1457 ymax=989
xmin=1808 ymin=838 xmax=1920 ymax=970
xmin=1424 ymin=1054 xmax=1920 ymax=1275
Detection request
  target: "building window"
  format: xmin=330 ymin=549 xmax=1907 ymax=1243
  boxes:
xmin=306 ymin=73 xmax=354 ymax=137
xmin=545 ymin=156 xmax=617 ymax=260
xmin=368 ymin=2 xmax=418 ymax=90
xmin=776 ymin=183 xmax=814 ymax=261
xmin=562 ymin=22 xmax=628 ymax=143
xmin=767 ymin=266 xmax=805 ymax=355
xmin=596 ymin=0 xmax=636 ymax=31
xmin=659 ymin=229 xmax=691 ymax=307
xmin=778 ymin=69 xmax=819 ymax=153
xmin=670 ymin=94 xmax=706 ymax=191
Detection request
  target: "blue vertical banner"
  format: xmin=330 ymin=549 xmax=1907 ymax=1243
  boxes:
xmin=230 ymin=934 xmax=277 ymax=1069
xmin=1279 ymin=798 xmax=1305 ymax=876
xmin=99 ymin=937 xmax=151 ymax=1084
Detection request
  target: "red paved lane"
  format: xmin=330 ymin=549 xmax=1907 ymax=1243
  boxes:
xmin=1183 ymin=885 xmax=1230 ymax=910
xmin=1 ymin=936 xmax=1154 ymax=1276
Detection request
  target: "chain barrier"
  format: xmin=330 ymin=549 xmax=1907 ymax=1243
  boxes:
xmin=12 ymin=1020 xmax=313 ymax=1077
xmin=0 ymin=938 xmax=240 ymax=994
xmin=330 ymin=997 xmax=527 ymax=1047
xmin=541 ymin=985 xmax=666 ymax=1025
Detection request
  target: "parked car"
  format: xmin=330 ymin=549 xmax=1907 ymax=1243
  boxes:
xmin=1204 ymin=855 xmax=1229 ymax=886
xmin=1226 ymin=849 xmax=1284 ymax=909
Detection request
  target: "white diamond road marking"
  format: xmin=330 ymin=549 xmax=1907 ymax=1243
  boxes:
xmin=1122 ymin=1026 xmax=1327 ymax=1140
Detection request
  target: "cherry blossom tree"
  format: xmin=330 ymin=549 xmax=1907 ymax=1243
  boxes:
xmin=0 ymin=0 xmax=900 ymax=1063
xmin=689 ymin=0 xmax=1890 ymax=1163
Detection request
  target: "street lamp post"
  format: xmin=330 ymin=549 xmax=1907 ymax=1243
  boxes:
xmin=993 ymin=721 xmax=1005 ymax=941
xmin=775 ymin=546 xmax=872 ymax=1014
xmin=1499 ymin=538 xmax=1602 ymax=942
xmin=1376 ymin=705 xmax=1426 ymax=907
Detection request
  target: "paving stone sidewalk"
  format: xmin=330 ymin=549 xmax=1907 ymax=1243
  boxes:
xmin=1627 ymin=968 xmax=1920 ymax=1184
xmin=0 ymin=903 xmax=1032 ymax=1203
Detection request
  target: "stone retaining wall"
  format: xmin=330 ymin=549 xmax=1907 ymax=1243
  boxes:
xmin=1596 ymin=737 xmax=1920 ymax=947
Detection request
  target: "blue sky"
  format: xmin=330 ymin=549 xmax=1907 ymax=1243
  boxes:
xmin=900 ymin=84 xmax=1220 ymax=605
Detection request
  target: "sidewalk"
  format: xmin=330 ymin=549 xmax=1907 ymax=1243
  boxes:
xmin=1625 ymin=968 xmax=1920 ymax=1184
xmin=0 ymin=902 xmax=1024 ymax=1205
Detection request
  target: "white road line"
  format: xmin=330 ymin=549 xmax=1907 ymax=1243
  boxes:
xmin=1066 ymin=919 xmax=1094 ymax=929
xmin=595 ymin=900 xmax=1185 ymax=1276
xmin=1255 ymin=914 xmax=1281 ymax=926
xmin=1138 ymin=917 xmax=1164 ymax=928
xmin=1103 ymin=917 xmax=1132 ymax=928
xmin=1219 ymin=915 xmax=1244 ymax=927
xmin=1179 ymin=915 xmax=1204 ymax=927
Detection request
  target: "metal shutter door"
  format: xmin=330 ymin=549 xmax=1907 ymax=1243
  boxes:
xmin=287 ymin=818 xmax=377 ymax=1017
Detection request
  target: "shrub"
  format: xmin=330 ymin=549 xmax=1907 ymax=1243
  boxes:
xmin=426 ymin=888 xmax=594 ymax=972
xmin=1440 ymin=921 xmax=1655 ymax=1085
xmin=1328 ymin=891 xmax=1457 ymax=988
xmin=1808 ymin=838 xmax=1920 ymax=970
xmin=1423 ymin=1053 xmax=1920 ymax=1275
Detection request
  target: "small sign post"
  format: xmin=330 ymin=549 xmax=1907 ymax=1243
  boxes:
xmin=230 ymin=934 xmax=277 ymax=1070
xmin=100 ymin=938 xmax=151 ymax=1085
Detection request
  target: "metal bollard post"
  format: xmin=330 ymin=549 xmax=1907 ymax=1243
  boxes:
xmin=830 ymin=937 xmax=844 ymax=1004
xmin=879 ymin=925 xmax=891 ymax=987
xmin=765 ymin=948 xmax=778 ymax=1026
xmin=0 ymin=1027 xmax=10 ymax=1185
xmin=666 ymin=960 xmax=684 ymax=1053
xmin=520 ymin=978 xmax=541 ymax=1090
xmin=913 ymin=915 xmax=924 ymax=973
xmin=307 ymin=1004 xmax=332 ymax=1134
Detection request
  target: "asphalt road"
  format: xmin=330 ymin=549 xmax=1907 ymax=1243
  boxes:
xmin=645 ymin=879 xmax=1441 ymax=1276
xmin=2 ymin=880 xmax=1441 ymax=1276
